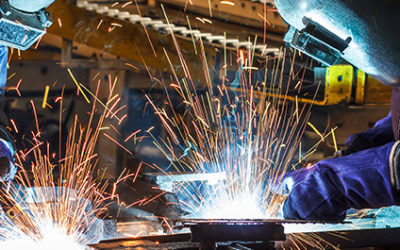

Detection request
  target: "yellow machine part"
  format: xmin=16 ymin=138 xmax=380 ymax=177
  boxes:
xmin=355 ymin=69 xmax=366 ymax=104
xmin=363 ymin=74 xmax=392 ymax=105
xmin=320 ymin=65 xmax=354 ymax=105
xmin=258 ymin=65 xmax=353 ymax=105
xmin=298 ymin=64 xmax=391 ymax=106
xmin=251 ymin=65 xmax=391 ymax=106
xmin=323 ymin=65 xmax=392 ymax=105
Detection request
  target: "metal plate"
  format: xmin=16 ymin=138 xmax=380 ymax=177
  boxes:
xmin=188 ymin=220 xmax=285 ymax=243
xmin=180 ymin=218 xmax=349 ymax=225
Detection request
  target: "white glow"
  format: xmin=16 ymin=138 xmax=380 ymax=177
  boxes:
xmin=0 ymin=223 xmax=85 ymax=250
xmin=195 ymin=192 xmax=268 ymax=219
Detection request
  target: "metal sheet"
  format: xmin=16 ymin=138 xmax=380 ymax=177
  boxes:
xmin=188 ymin=221 xmax=285 ymax=243
xmin=287 ymin=227 xmax=400 ymax=249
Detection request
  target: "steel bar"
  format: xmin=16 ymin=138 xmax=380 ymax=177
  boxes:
xmin=47 ymin=0 xmax=216 ymax=84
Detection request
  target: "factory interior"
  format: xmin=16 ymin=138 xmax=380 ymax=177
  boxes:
xmin=0 ymin=0 xmax=399 ymax=249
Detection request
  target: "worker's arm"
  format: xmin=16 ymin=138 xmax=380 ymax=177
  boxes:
xmin=0 ymin=0 xmax=55 ymax=181
xmin=341 ymin=113 xmax=394 ymax=156
xmin=282 ymin=141 xmax=400 ymax=221
xmin=0 ymin=45 xmax=16 ymax=182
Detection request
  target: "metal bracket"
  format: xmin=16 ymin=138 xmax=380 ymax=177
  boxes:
xmin=0 ymin=2 xmax=53 ymax=50
xmin=284 ymin=17 xmax=351 ymax=66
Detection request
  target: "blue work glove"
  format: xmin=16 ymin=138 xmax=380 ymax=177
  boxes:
xmin=283 ymin=142 xmax=400 ymax=221
xmin=9 ymin=0 xmax=55 ymax=13
xmin=340 ymin=113 xmax=394 ymax=156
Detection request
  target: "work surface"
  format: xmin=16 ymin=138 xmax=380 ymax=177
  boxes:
xmin=90 ymin=207 xmax=400 ymax=249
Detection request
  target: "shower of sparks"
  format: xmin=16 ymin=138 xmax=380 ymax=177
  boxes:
xmin=0 ymin=77 xmax=125 ymax=248
xmin=141 ymin=17 xmax=345 ymax=246
xmin=146 ymin=34 xmax=315 ymax=219
xmin=3 ymin=2 xmax=361 ymax=248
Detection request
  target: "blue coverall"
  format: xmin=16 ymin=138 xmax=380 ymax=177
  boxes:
xmin=283 ymin=90 xmax=400 ymax=220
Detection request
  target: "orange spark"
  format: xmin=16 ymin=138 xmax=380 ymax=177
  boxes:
xmin=103 ymin=133 xmax=133 ymax=155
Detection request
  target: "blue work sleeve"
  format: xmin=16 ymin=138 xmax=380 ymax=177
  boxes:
xmin=345 ymin=113 xmax=394 ymax=154
xmin=0 ymin=46 xmax=16 ymax=181
xmin=0 ymin=45 xmax=11 ymax=137
xmin=0 ymin=45 xmax=11 ymax=134
xmin=0 ymin=45 xmax=7 ymax=93
xmin=283 ymin=142 xmax=399 ymax=221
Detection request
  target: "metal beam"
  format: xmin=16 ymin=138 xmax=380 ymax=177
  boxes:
xmin=47 ymin=0 xmax=217 ymax=84
xmin=158 ymin=0 xmax=286 ymax=33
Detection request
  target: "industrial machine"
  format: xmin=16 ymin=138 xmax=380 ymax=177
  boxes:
xmin=2 ymin=0 xmax=398 ymax=249
xmin=0 ymin=0 xmax=53 ymax=50
xmin=276 ymin=0 xmax=400 ymax=87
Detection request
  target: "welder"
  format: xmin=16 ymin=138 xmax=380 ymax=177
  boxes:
xmin=0 ymin=0 xmax=54 ymax=188
xmin=275 ymin=0 xmax=400 ymax=221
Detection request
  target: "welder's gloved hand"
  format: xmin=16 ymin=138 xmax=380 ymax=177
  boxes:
xmin=269 ymin=167 xmax=314 ymax=196
xmin=0 ymin=139 xmax=16 ymax=182
xmin=283 ymin=142 xmax=400 ymax=221
xmin=341 ymin=113 xmax=394 ymax=156
xmin=9 ymin=0 xmax=55 ymax=13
